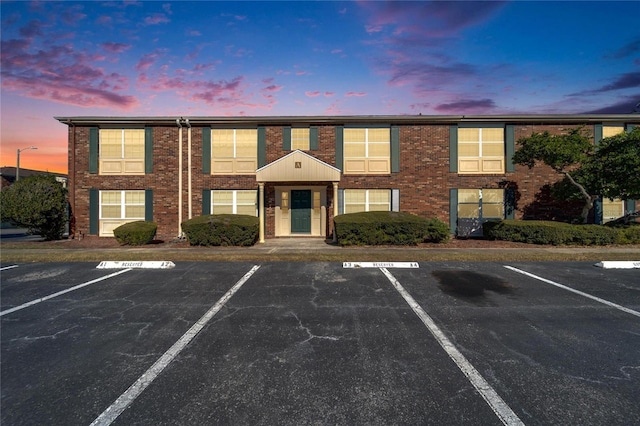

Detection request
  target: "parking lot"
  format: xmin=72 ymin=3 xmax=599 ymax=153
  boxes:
xmin=1 ymin=261 xmax=639 ymax=425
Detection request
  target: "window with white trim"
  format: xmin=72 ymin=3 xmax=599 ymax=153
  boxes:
xmin=603 ymin=125 xmax=625 ymax=138
xmin=457 ymin=189 xmax=504 ymax=219
xmin=343 ymin=128 xmax=390 ymax=174
xmin=99 ymin=190 xmax=145 ymax=236
xmin=458 ymin=127 xmax=505 ymax=174
xmin=211 ymin=129 xmax=257 ymax=174
xmin=344 ymin=189 xmax=390 ymax=213
xmin=291 ymin=128 xmax=310 ymax=150
xmin=603 ymin=198 xmax=624 ymax=223
xmin=212 ymin=190 xmax=258 ymax=216
xmin=99 ymin=129 xmax=145 ymax=175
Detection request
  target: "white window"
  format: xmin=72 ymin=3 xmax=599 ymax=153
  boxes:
xmin=99 ymin=129 xmax=145 ymax=175
xmin=344 ymin=189 xmax=390 ymax=213
xmin=343 ymin=128 xmax=390 ymax=174
xmin=603 ymin=198 xmax=624 ymax=223
xmin=291 ymin=128 xmax=310 ymax=150
xmin=458 ymin=127 xmax=505 ymax=174
xmin=99 ymin=190 xmax=145 ymax=236
xmin=211 ymin=129 xmax=257 ymax=174
xmin=212 ymin=190 xmax=258 ymax=216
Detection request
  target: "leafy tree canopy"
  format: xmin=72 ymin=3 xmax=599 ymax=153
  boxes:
xmin=0 ymin=174 xmax=67 ymax=240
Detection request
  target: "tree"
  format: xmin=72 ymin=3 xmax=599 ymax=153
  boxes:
xmin=0 ymin=174 xmax=68 ymax=240
xmin=582 ymin=127 xmax=640 ymax=203
xmin=512 ymin=127 xmax=597 ymax=223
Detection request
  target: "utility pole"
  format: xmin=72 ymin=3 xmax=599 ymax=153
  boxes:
xmin=16 ymin=146 xmax=37 ymax=181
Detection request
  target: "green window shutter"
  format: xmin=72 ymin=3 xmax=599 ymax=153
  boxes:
xmin=449 ymin=125 xmax=458 ymax=173
xmin=449 ymin=188 xmax=458 ymax=235
xmin=391 ymin=126 xmax=400 ymax=173
xmin=202 ymin=128 xmax=211 ymax=174
xmin=258 ymin=127 xmax=266 ymax=167
xmin=145 ymin=127 xmax=153 ymax=174
xmin=506 ymin=125 xmax=515 ymax=172
xmin=335 ymin=126 xmax=344 ymax=171
xmin=338 ymin=189 xmax=344 ymax=215
xmin=145 ymin=189 xmax=153 ymax=221
xmin=202 ymin=189 xmax=211 ymax=215
xmin=89 ymin=127 xmax=98 ymax=174
xmin=505 ymin=188 xmax=515 ymax=219
xmin=310 ymin=127 xmax=319 ymax=150
xmin=594 ymin=124 xmax=603 ymax=145
xmin=89 ymin=189 xmax=99 ymax=235
xmin=283 ymin=127 xmax=291 ymax=150
xmin=594 ymin=197 xmax=603 ymax=224
xmin=391 ymin=189 xmax=400 ymax=212
xmin=625 ymin=199 xmax=636 ymax=215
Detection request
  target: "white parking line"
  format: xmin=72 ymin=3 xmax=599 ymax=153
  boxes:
xmin=1 ymin=265 xmax=19 ymax=271
xmin=0 ymin=269 xmax=132 ymax=317
xmin=380 ymin=268 xmax=524 ymax=426
xmin=90 ymin=264 xmax=261 ymax=426
xmin=504 ymin=266 xmax=640 ymax=319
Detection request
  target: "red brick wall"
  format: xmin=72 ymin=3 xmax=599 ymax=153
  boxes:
xmin=68 ymin=120 xmax=628 ymax=239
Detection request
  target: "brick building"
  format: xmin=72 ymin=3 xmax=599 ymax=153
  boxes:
xmin=55 ymin=115 xmax=638 ymax=241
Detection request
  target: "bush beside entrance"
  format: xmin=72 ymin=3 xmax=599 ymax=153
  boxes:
xmin=483 ymin=220 xmax=629 ymax=245
xmin=182 ymin=214 xmax=259 ymax=246
xmin=334 ymin=211 xmax=450 ymax=246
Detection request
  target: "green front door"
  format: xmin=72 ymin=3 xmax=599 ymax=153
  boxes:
xmin=291 ymin=190 xmax=312 ymax=233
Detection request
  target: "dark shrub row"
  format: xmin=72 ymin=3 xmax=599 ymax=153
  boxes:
xmin=182 ymin=214 xmax=259 ymax=246
xmin=334 ymin=211 xmax=450 ymax=246
xmin=113 ymin=221 xmax=157 ymax=245
xmin=483 ymin=220 xmax=627 ymax=245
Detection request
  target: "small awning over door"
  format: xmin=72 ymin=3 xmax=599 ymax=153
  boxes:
xmin=256 ymin=150 xmax=341 ymax=183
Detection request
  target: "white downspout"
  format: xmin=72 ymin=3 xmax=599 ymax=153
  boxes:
xmin=186 ymin=118 xmax=193 ymax=219
xmin=177 ymin=118 xmax=183 ymax=238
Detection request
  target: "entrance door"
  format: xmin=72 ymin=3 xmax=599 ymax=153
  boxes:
xmin=291 ymin=190 xmax=312 ymax=233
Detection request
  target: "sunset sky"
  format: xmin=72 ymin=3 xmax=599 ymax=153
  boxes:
xmin=1 ymin=1 xmax=639 ymax=174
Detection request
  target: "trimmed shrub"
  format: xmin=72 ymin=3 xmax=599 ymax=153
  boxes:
xmin=182 ymin=214 xmax=259 ymax=246
xmin=483 ymin=220 xmax=619 ymax=245
xmin=334 ymin=211 xmax=450 ymax=246
xmin=113 ymin=221 xmax=157 ymax=246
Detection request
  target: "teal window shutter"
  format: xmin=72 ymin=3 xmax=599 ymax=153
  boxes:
xmin=449 ymin=188 xmax=458 ymax=235
xmin=258 ymin=127 xmax=266 ymax=167
xmin=505 ymin=187 xmax=515 ymax=219
xmin=283 ymin=127 xmax=291 ymax=150
xmin=449 ymin=125 xmax=458 ymax=173
xmin=625 ymin=199 xmax=636 ymax=215
xmin=310 ymin=127 xmax=319 ymax=150
xmin=145 ymin=127 xmax=153 ymax=174
xmin=594 ymin=124 xmax=603 ymax=145
xmin=202 ymin=128 xmax=211 ymax=174
xmin=338 ymin=189 xmax=344 ymax=215
xmin=391 ymin=189 xmax=400 ymax=212
xmin=89 ymin=127 xmax=98 ymax=174
xmin=89 ymin=188 xmax=99 ymax=235
xmin=594 ymin=197 xmax=603 ymax=224
xmin=202 ymin=190 xmax=211 ymax=215
xmin=145 ymin=189 xmax=153 ymax=221
xmin=335 ymin=126 xmax=344 ymax=171
xmin=391 ymin=126 xmax=400 ymax=173
xmin=627 ymin=124 xmax=636 ymax=133
xmin=506 ymin=125 xmax=515 ymax=172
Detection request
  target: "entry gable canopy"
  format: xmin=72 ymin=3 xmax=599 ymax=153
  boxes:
xmin=256 ymin=150 xmax=341 ymax=182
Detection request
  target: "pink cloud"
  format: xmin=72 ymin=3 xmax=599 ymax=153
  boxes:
xmin=305 ymin=91 xmax=322 ymax=97
xmin=324 ymin=92 xmax=335 ymax=97
xmin=135 ymin=52 xmax=159 ymax=71
xmin=102 ymin=42 xmax=131 ymax=53
xmin=345 ymin=91 xmax=367 ymax=97
xmin=144 ymin=13 xmax=169 ymax=25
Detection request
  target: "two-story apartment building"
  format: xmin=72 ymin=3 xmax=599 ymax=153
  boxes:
xmin=55 ymin=115 xmax=638 ymax=242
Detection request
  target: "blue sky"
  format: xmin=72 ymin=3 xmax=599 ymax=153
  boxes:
xmin=1 ymin=0 xmax=639 ymax=173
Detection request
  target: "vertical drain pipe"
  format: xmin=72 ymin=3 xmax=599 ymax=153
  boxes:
xmin=176 ymin=118 xmax=183 ymax=238
xmin=186 ymin=118 xmax=193 ymax=219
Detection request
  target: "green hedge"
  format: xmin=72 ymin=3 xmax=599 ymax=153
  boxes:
xmin=483 ymin=220 xmax=621 ymax=245
xmin=334 ymin=211 xmax=450 ymax=246
xmin=113 ymin=221 xmax=157 ymax=246
xmin=182 ymin=214 xmax=259 ymax=246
